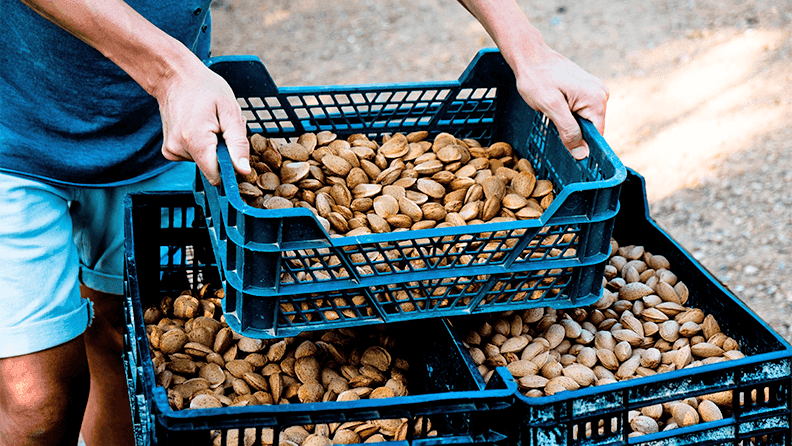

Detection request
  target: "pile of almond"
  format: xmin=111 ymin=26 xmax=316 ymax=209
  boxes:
xmin=458 ymin=239 xmax=748 ymax=436
xmin=237 ymin=131 xmax=555 ymax=236
xmin=626 ymin=393 xmax=726 ymax=437
xmin=232 ymin=131 xmax=578 ymax=292
xmin=143 ymin=285 xmax=437 ymax=445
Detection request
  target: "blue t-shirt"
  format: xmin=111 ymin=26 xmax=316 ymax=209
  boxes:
xmin=0 ymin=0 xmax=212 ymax=187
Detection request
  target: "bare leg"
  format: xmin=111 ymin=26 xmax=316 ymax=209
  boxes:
xmin=80 ymin=285 xmax=134 ymax=446
xmin=0 ymin=335 xmax=90 ymax=446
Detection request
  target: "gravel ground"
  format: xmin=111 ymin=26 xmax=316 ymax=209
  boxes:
xmin=209 ymin=0 xmax=792 ymax=343
xmin=650 ymin=126 xmax=792 ymax=341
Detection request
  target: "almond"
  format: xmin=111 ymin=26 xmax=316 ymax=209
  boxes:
xmin=672 ymin=403 xmax=699 ymax=427
xmin=612 ymin=329 xmax=643 ymax=347
xmin=543 ymin=324 xmax=566 ymax=349
xmin=701 ymin=314 xmax=722 ymax=340
xmin=321 ymin=154 xmax=353 ymax=177
xmin=546 ymin=375 xmax=580 ymax=392
xmin=511 ymin=172 xmax=537 ymax=197
xmin=673 ymin=345 xmax=693 ymax=370
xmin=482 ymin=176 xmax=506 ymax=200
xmin=416 ymin=178 xmax=445 ymax=199
xmin=616 ymin=355 xmax=641 ymax=380
xmin=697 ymin=399 xmax=723 ymax=422
xmin=279 ymin=142 xmax=311 ymax=161
xmin=501 ymin=336 xmax=529 ymax=354
xmin=518 ymin=375 xmax=549 ymax=389
xmin=507 ymin=360 xmax=539 ymax=378
xmin=596 ymin=349 xmax=620 ymax=371
xmin=630 ymin=415 xmax=659 ymax=434
xmin=619 ymin=282 xmax=655 ymax=301
xmin=690 ymin=342 xmax=724 ymax=358
xmin=563 ymin=364 xmax=596 ymax=387
xmin=281 ymin=162 xmax=311 ymax=184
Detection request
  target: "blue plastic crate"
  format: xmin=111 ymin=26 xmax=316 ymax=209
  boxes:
xmin=451 ymin=169 xmax=792 ymax=445
xmin=193 ymin=48 xmax=626 ymax=338
xmin=122 ymin=191 xmax=518 ymax=446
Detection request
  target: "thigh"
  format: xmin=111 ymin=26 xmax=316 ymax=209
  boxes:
xmin=71 ymin=161 xmax=196 ymax=296
xmin=0 ymin=173 xmax=90 ymax=358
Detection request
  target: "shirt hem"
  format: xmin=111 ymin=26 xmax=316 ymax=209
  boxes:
xmin=0 ymin=162 xmax=180 ymax=189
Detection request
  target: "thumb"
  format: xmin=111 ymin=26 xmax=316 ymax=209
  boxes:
xmin=217 ymin=98 xmax=251 ymax=175
xmin=545 ymin=106 xmax=589 ymax=160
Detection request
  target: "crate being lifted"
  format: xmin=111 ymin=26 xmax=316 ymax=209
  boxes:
xmin=193 ymin=49 xmax=627 ymax=339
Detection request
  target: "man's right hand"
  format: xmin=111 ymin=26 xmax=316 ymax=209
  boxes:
xmin=155 ymin=60 xmax=251 ymax=186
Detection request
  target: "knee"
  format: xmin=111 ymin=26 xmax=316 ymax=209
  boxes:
xmin=0 ymin=390 xmax=87 ymax=444
xmin=0 ymin=338 xmax=90 ymax=443
xmin=0 ymin=383 xmax=90 ymax=445
xmin=1 ymin=382 xmax=84 ymax=429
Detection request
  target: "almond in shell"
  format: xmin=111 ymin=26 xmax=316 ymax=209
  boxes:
xmin=280 ymin=162 xmax=311 ymax=184
xmin=697 ymin=399 xmax=723 ymax=422
xmin=379 ymin=133 xmax=409 ymax=158
xmin=416 ymin=178 xmax=445 ymax=199
xmin=672 ymin=403 xmax=700 ymax=427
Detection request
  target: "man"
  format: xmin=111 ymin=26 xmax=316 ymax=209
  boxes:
xmin=0 ymin=1 xmax=608 ymax=445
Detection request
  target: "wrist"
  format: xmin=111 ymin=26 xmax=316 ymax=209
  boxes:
xmin=498 ymin=27 xmax=553 ymax=78
xmin=135 ymin=40 xmax=204 ymax=100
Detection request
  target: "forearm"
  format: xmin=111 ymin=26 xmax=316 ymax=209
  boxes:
xmin=457 ymin=0 xmax=608 ymax=158
xmin=19 ymin=0 xmax=201 ymax=98
xmin=455 ymin=0 xmax=548 ymax=77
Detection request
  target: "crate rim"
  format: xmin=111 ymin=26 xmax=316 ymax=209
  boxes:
xmin=133 ymin=325 xmax=518 ymax=430
xmin=140 ymin=370 xmax=517 ymax=429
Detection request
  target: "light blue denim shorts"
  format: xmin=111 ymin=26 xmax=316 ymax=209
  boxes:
xmin=0 ymin=162 xmax=195 ymax=358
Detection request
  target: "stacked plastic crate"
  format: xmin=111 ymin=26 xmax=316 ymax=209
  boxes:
xmin=122 ymin=49 xmax=791 ymax=445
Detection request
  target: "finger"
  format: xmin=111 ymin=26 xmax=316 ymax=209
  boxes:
xmin=542 ymin=96 xmax=589 ymax=160
xmin=194 ymin=141 xmax=222 ymax=186
xmin=160 ymin=120 xmax=191 ymax=162
xmin=185 ymin=130 xmax=222 ymax=186
xmin=574 ymin=96 xmax=608 ymax=137
xmin=217 ymin=97 xmax=251 ymax=176
xmin=161 ymin=137 xmax=192 ymax=163
xmin=576 ymin=80 xmax=609 ymax=136
xmin=576 ymin=108 xmax=605 ymax=141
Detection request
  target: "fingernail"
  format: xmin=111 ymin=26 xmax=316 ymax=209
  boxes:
xmin=570 ymin=146 xmax=589 ymax=160
xmin=238 ymin=157 xmax=251 ymax=172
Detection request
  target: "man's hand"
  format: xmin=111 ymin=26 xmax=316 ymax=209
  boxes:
xmin=457 ymin=0 xmax=609 ymax=159
xmin=155 ymin=63 xmax=251 ymax=186
xmin=511 ymin=44 xmax=608 ymax=159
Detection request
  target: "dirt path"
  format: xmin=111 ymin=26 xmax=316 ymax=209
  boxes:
xmin=209 ymin=0 xmax=792 ymax=341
